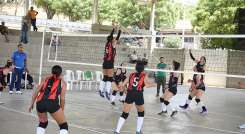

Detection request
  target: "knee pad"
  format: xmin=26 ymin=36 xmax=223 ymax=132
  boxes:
xmin=195 ymin=98 xmax=200 ymax=103
xmin=103 ymin=75 xmax=108 ymax=82
xmin=112 ymin=90 xmax=117 ymax=95
xmin=160 ymin=97 xmax=164 ymax=103
xmin=108 ymin=77 xmax=114 ymax=82
xmin=0 ymin=87 xmax=3 ymax=92
xmin=138 ymin=111 xmax=144 ymax=117
xmin=59 ymin=122 xmax=68 ymax=130
xmin=188 ymin=95 xmax=193 ymax=100
xmin=39 ymin=121 xmax=48 ymax=129
xmin=121 ymin=112 xmax=129 ymax=120
xmin=163 ymin=100 xmax=169 ymax=105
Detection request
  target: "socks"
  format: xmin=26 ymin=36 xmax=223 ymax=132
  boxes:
xmin=105 ymin=81 xmax=112 ymax=93
xmin=99 ymin=81 xmax=105 ymax=92
xmin=136 ymin=117 xmax=144 ymax=132
xmin=36 ymin=127 xmax=45 ymax=134
xmin=60 ymin=129 xmax=68 ymax=134
xmin=115 ymin=117 xmax=126 ymax=133
xmin=110 ymin=94 xmax=116 ymax=102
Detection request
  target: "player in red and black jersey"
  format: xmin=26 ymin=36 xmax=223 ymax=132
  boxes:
xmin=158 ymin=61 xmax=180 ymax=117
xmin=99 ymin=25 xmax=121 ymax=100
xmin=110 ymin=63 xmax=127 ymax=105
xmin=28 ymin=65 xmax=69 ymax=134
xmin=114 ymin=61 xmax=156 ymax=134
xmin=180 ymin=50 xmax=207 ymax=115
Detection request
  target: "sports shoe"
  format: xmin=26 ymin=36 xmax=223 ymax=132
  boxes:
xmin=99 ymin=90 xmax=105 ymax=98
xmin=114 ymin=131 xmax=120 ymax=134
xmin=158 ymin=110 xmax=167 ymax=115
xmin=239 ymin=124 xmax=245 ymax=129
xmin=179 ymin=104 xmax=189 ymax=110
xmin=16 ymin=91 xmax=22 ymax=94
xmin=9 ymin=91 xmax=13 ymax=94
xmin=136 ymin=131 xmax=143 ymax=134
xmin=170 ymin=110 xmax=178 ymax=117
xmin=111 ymin=102 xmax=116 ymax=106
xmin=200 ymin=107 xmax=208 ymax=115
xmin=105 ymin=92 xmax=110 ymax=100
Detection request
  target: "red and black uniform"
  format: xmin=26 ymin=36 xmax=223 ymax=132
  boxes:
xmin=36 ymin=76 xmax=62 ymax=113
xmin=168 ymin=72 xmax=178 ymax=95
xmin=0 ymin=67 xmax=7 ymax=91
xmin=102 ymin=28 xmax=121 ymax=69
xmin=193 ymin=62 xmax=205 ymax=91
xmin=125 ymin=72 xmax=145 ymax=105
xmin=114 ymin=68 xmax=127 ymax=85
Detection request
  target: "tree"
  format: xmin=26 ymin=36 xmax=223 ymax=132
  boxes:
xmin=55 ymin=0 xmax=92 ymax=21
xmin=35 ymin=0 xmax=58 ymax=19
xmin=192 ymin=0 xmax=245 ymax=49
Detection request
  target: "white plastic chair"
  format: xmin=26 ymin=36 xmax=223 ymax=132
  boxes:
xmin=65 ymin=70 xmax=75 ymax=90
xmin=95 ymin=71 xmax=103 ymax=89
xmin=75 ymin=70 xmax=83 ymax=90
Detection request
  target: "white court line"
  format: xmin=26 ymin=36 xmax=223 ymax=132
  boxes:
xmin=65 ymin=100 xmax=242 ymax=134
xmin=0 ymin=105 xmax=106 ymax=134
xmin=0 ymin=100 xmax=242 ymax=134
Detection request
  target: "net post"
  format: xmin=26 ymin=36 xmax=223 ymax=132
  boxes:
xmin=38 ymin=28 xmax=46 ymax=84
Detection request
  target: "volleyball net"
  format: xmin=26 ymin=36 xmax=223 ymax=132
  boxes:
xmin=39 ymin=30 xmax=245 ymax=89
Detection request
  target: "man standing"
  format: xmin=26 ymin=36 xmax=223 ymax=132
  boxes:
xmin=28 ymin=6 xmax=38 ymax=31
xmin=0 ymin=21 xmax=9 ymax=42
xmin=9 ymin=44 xmax=27 ymax=94
xmin=156 ymin=57 xmax=167 ymax=97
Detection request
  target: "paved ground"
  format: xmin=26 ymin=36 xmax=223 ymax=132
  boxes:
xmin=0 ymin=86 xmax=245 ymax=134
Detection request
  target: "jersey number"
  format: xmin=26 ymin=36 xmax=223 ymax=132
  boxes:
xmin=133 ymin=78 xmax=139 ymax=87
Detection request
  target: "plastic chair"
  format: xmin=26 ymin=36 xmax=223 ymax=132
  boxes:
xmin=64 ymin=70 xmax=75 ymax=90
xmin=95 ymin=71 xmax=103 ymax=89
xmin=82 ymin=71 xmax=96 ymax=90
xmin=75 ymin=70 xmax=83 ymax=90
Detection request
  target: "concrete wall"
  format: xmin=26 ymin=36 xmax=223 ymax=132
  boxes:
xmin=0 ymin=29 xmax=244 ymax=88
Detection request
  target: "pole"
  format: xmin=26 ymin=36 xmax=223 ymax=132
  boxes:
xmin=38 ymin=28 xmax=46 ymax=84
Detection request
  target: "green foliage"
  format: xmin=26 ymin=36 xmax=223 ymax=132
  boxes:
xmin=35 ymin=0 xmax=58 ymax=19
xmin=55 ymin=0 xmax=92 ymax=21
xmin=192 ymin=0 xmax=245 ymax=49
xmin=163 ymin=37 xmax=181 ymax=48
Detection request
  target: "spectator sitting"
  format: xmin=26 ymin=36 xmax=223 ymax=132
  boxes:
xmin=129 ymin=50 xmax=138 ymax=64
xmin=21 ymin=69 xmax=34 ymax=89
xmin=20 ymin=16 xmax=29 ymax=44
xmin=0 ymin=21 xmax=9 ymax=42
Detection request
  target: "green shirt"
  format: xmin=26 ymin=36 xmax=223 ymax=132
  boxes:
xmin=156 ymin=63 xmax=167 ymax=78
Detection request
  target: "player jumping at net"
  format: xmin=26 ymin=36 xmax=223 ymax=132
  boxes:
xmin=28 ymin=65 xmax=69 ymax=134
xmin=110 ymin=62 xmax=127 ymax=105
xmin=0 ymin=61 xmax=12 ymax=104
xmin=180 ymin=50 xmax=208 ymax=115
xmin=99 ymin=25 xmax=121 ymax=100
xmin=158 ymin=60 xmax=180 ymax=117
xmin=114 ymin=61 xmax=156 ymax=134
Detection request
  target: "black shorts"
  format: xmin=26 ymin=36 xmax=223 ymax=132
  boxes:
xmin=196 ymin=83 xmax=205 ymax=91
xmin=36 ymin=100 xmax=60 ymax=113
xmin=125 ymin=90 xmax=144 ymax=105
xmin=103 ymin=61 xmax=114 ymax=69
xmin=168 ymin=87 xmax=177 ymax=95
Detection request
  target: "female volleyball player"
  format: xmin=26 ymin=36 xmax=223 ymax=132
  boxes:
xmin=114 ymin=61 xmax=156 ymax=134
xmin=180 ymin=50 xmax=208 ymax=114
xmin=99 ymin=25 xmax=121 ymax=100
xmin=110 ymin=63 xmax=127 ymax=105
xmin=28 ymin=65 xmax=69 ymax=134
xmin=158 ymin=60 xmax=180 ymax=117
